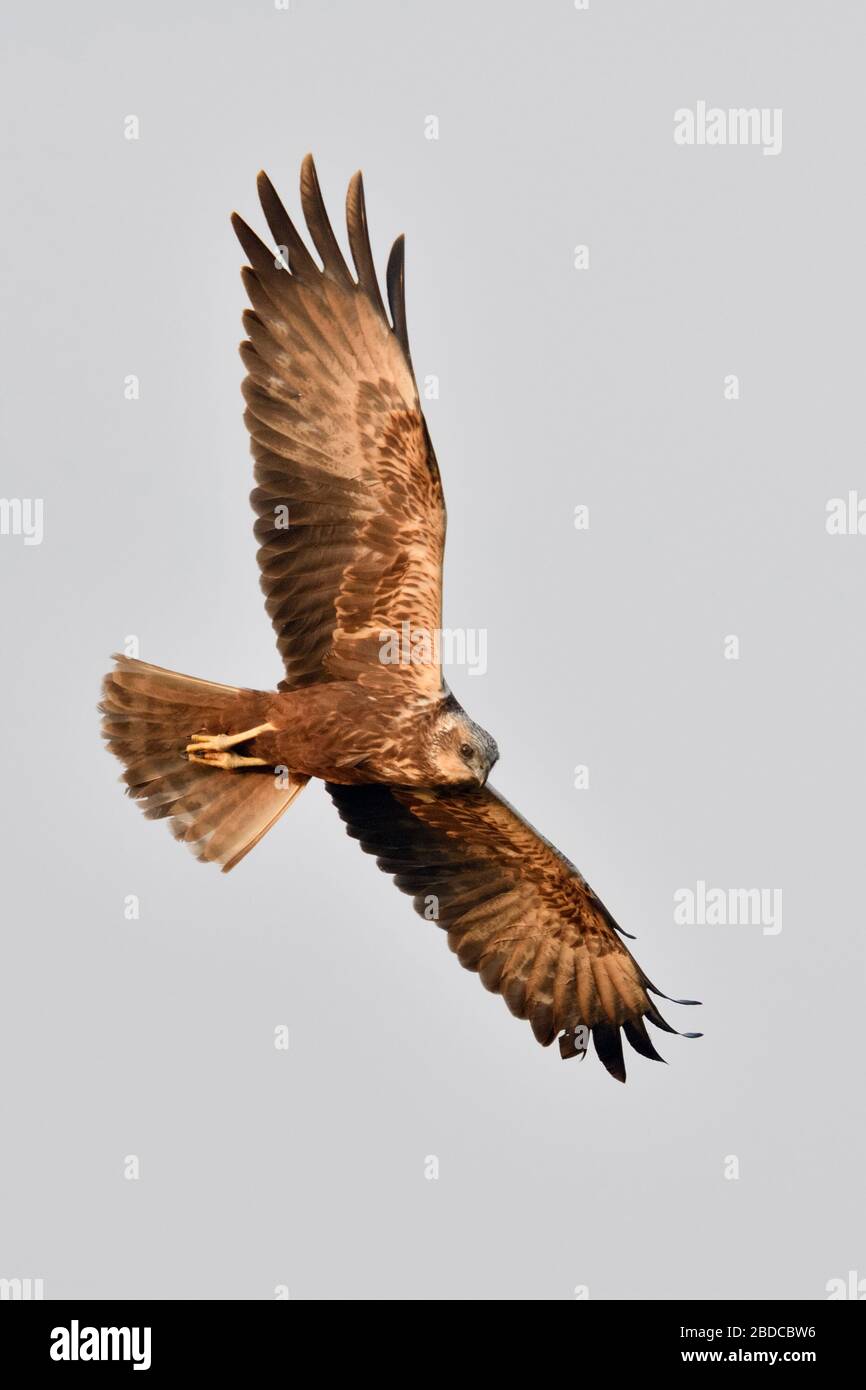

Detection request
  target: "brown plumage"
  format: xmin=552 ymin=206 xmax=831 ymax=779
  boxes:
xmin=100 ymin=155 xmax=700 ymax=1080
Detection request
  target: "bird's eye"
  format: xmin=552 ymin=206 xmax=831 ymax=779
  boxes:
xmin=460 ymin=743 xmax=474 ymax=760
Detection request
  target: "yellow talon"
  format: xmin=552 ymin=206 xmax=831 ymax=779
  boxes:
xmin=186 ymin=748 xmax=270 ymax=770
xmin=186 ymin=732 xmax=233 ymax=752
xmin=185 ymin=722 xmax=275 ymax=758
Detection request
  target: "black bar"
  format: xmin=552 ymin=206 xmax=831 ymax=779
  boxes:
xmin=1 ymin=1298 xmax=862 ymax=1375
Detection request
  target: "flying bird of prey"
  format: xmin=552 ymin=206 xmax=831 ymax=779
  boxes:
xmin=100 ymin=156 xmax=700 ymax=1081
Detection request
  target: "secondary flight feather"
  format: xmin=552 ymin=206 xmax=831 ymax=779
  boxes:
xmin=100 ymin=155 xmax=700 ymax=1081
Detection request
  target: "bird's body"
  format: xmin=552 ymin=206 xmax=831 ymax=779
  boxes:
xmin=208 ymin=682 xmax=495 ymax=788
xmin=101 ymin=156 xmax=700 ymax=1081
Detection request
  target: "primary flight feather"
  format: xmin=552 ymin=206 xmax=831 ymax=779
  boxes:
xmin=100 ymin=155 xmax=700 ymax=1081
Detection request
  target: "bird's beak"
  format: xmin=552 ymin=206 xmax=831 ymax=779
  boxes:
xmin=478 ymin=756 xmax=497 ymax=788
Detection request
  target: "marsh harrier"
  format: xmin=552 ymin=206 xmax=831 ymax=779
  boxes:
xmin=101 ymin=157 xmax=699 ymax=1081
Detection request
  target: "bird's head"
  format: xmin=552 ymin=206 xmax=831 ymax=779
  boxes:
xmin=429 ymin=702 xmax=499 ymax=787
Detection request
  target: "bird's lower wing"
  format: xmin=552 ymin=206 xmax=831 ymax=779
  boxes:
xmin=328 ymin=782 xmax=700 ymax=1082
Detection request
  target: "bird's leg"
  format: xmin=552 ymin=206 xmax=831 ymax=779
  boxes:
xmin=186 ymin=721 xmax=275 ymax=769
xmin=187 ymin=749 xmax=271 ymax=770
xmin=186 ymin=722 xmax=275 ymax=752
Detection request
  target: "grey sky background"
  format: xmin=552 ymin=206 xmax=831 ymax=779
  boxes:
xmin=1 ymin=0 xmax=863 ymax=1300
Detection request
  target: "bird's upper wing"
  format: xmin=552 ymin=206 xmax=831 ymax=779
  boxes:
xmin=232 ymin=156 xmax=445 ymax=696
xmin=328 ymin=782 xmax=700 ymax=1082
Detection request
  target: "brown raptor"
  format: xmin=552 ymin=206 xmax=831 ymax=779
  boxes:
xmin=100 ymin=156 xmax=700 ymax=1081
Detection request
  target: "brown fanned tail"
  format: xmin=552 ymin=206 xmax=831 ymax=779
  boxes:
xmin=100 ymin=655 xmax=307 ymax=871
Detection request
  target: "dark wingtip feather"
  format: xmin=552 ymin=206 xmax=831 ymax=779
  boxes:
xmin=256 ymin=169 xmax=318 ymax=278
xmin=623 ymin=1017 xmax=667 ymax=1063
xmin=345 ymin=169 xmax=387 ymax=320
xmin=386 ymin=234 xmax=413 ymax=369
xmin=299 ymin=153 xmax=353 ymax=286
xmin=559 ymin=1029 xmax=588 ymax=1061
xmin=644 ymin=977 xmax=702 ymax=1006
xmin=231 ymin=212 xmax=276 ymax=277
xmin=644 ymin=1001 xmax=679 ymax=1034
xmin=644 ymin=998 xmax=705 ymax=1043
xmin=592 ymin=1023 xmax=627 ymax=1083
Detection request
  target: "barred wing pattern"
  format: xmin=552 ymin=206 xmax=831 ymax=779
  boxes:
xmin=233 ymin=156 xmax=446 ymax=696
xmin=329 ymin=782 xmax=700 ymax=1081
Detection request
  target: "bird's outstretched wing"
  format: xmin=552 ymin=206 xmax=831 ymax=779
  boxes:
xmin=328 ymin=783 xmax=700 ymax=1082
xmin=233 ymin=156 xmax=445 ymax=695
